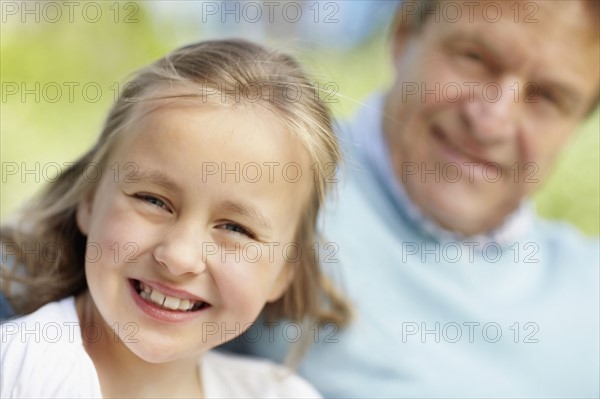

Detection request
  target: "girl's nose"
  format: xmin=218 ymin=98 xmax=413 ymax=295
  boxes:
xmin=153 ymin=222 xmax=208 ymax=276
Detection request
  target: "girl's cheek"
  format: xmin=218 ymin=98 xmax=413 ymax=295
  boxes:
xmin=212 ymin=257 xmax=277 ymax=317
xmin=88 ymin=204 xmax=150 ymax=269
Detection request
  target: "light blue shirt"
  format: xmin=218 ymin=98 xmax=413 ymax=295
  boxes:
xmin=230 ymin=94 xmax=600 ymax=398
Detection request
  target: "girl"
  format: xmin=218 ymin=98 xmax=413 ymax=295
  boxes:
xmin=0 ymin=39 xmax=349 ymax=398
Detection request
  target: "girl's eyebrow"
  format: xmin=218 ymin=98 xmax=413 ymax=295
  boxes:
xmin=218 ymin=200 xmax=272 ymax=231
xmin=129 ymin=169 xmax=181 ymax=192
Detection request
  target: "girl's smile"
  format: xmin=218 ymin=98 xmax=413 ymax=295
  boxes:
xmin=129 ymin=278 xmax=212 ymax=323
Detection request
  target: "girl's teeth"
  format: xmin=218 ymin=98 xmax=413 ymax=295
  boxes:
xmin=138 ymin=281 xmax=198 ymax=311
xmin=179 ymin=299 xmax=191 ymax=310
xmin=150 ymin=290 xmax=166 ymax=306
xmin=163 ymin=296 xmax=181 ymax=310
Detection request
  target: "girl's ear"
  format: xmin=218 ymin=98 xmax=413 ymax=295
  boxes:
xmin=76 ymin=194 xmax=93 ymax=236
xmin=266 ymin=263 xmax=296 ymax=303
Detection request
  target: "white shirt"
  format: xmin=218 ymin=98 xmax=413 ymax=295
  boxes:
xmin=0 ymin=297 xmax=321 ymax=398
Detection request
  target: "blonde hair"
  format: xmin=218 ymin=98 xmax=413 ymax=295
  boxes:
xmin=1 ymin=39 xmax=350 ymax=328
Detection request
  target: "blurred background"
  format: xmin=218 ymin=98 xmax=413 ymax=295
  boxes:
xmin=1 ymin=0 xmax=598 ymax=235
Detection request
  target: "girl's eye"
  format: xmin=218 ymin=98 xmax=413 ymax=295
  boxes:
xmin=220 ymin=223 xmax=255 ymax=239
xmin=134 ymin=194 xmax=170 ymax=212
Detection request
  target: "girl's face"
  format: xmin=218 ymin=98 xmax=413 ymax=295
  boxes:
xmin=76 ymin=103 xmax=312 ymax=363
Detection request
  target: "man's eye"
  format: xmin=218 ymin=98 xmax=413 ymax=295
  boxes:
xmin=525 ymin=84 xmax=560 ymax=107
xmin=538 ymin=89 xmax=558 ymax=105
xmin=462 ymin=49 xmax=484 ymax=63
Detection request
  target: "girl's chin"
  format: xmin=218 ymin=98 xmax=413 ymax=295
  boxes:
xmin=128 ymin=344 xmax=188 ymax=364
xmin=123 ymin=337 xmax=211 ymax=364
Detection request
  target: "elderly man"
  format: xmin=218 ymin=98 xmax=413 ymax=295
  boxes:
xmin=231 ymin=1 xmax=599 ymax=397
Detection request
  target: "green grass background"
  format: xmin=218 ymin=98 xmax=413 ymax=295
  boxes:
xmin=1 ymin=3 xmax=598 ymax=235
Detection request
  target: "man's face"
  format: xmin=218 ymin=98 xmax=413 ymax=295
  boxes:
xmin=385 ymin=0 xmax=599 ymax=235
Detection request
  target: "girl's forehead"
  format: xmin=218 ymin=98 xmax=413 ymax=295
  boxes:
xmin=125 ymin=90 xmax=285 ymax=133
xmin=125 ymin=101 xmax=291 ymax=147
xmin=111 ymin=102 xmax=313 ymax=184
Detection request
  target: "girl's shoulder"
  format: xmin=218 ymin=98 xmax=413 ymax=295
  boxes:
xmin=202 ymin=350 xmax=322 ymax=398
xmin=0 ymin=297 xmax=102 ymax=398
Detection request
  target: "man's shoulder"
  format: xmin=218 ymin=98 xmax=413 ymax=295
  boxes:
xmin=533 ymin=217 xmax=598 ymax=253
xmin=202 ymin=350 xmax=321 ymax=398
xmin=529 ymin=217 xmax=599 ymax=276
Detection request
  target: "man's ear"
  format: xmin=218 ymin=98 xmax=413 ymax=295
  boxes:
xmin=267 ymin=263 xmax=296 ymax=303
xmin=75 ymin=194 xmax=93 ymax=236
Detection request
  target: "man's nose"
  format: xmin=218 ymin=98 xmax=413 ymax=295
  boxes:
xmin=153 ymin=221 xmax=208 ymax=276
xmin=462 ymin=77 xmax=520 ymax=144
